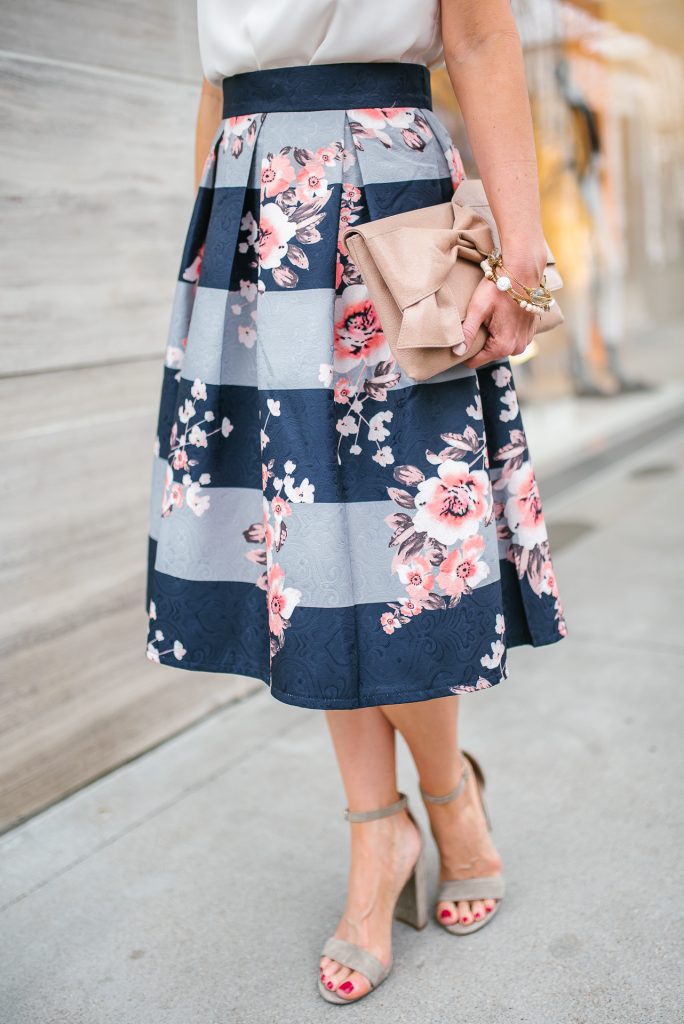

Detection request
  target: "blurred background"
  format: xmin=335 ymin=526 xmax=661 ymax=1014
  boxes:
xmin=2 ymin=1 xmax=683 ymax=830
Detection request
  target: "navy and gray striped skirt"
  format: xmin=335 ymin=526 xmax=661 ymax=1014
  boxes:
xmin=145 ymin=61 xmax=567 ymax=710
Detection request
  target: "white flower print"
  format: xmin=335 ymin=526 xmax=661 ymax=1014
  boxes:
xmin=368 ymin=410 xmax=393 ymax=442
xmin=373 ymin=445 xmax=395 ymax=467
xmin=480 ymin=638 xmax=505 ymax=670
xmin=499 ymin=390 xmax=519 ymax=422
xmin=492 ymin=365 xmax=512 ymax=388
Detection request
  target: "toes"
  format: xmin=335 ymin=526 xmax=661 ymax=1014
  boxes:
xmin=483 ymin=898 xmax=497 ymax=915
xmin=457 ymin=900 xmax=473 ymax=925
xmin=436 ymin=899 xmax=458 ymax=924
xmin=471 ymin=899 xmax=486 ymax=922
xmin=335 ymin=969 xmax=371 ymax=1001
xmin=322 ymin=962 xmax=350 ymax=992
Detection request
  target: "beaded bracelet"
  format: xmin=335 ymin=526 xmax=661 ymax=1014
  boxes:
xmin=478 ymin=248 xmax=555 ymax=316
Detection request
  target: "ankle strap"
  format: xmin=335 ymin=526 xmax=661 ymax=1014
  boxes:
xmin=420 ymin=754 xmax=469 ymax=805
xmin=344 ymin=792 xmax=408 ymax=822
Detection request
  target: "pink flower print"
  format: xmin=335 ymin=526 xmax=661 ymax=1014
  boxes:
xmin=342 ymin=183 xmax=361 ymax=203
xmin=334 ymin=377 xmax=355 ymax=404
xmin=382 ymin=108 xmax=417 ymax=129
xmin=540 ymin=560 xmax=559 ymax=598
xmin=295 ymin=160 xmax=328 ymax=203
xmin=271 ymin=494 xmax=292 ymax=522
xmin=171 ymin=447 xmax=189 ymax=471
xmin=445 ymin=144 xmax=466 ymax=190
xmin=261 ymin=153 xmax=295 ymax=198
xmin=257 ymin=202 xmax=297 ymax=270
xmin=436 ymin=535 xmax=490 ymax=598
xmin=504 ymin=464 xmax=547 ymax=548
xmin=267 ymin=563 xmax=301 ymax=641
xmin=334 ymin=285 xmax=389 ymax=371
xmin=414 ymin=459 xmax=490 ymax=545
xmin=398 ymin=596 xmax=422 ymax=617
xmin=381 ymin=611 xmax=401 ymax=635
xmin=222 ymin=115 xmax=257 ymax=158
xmin=348 ymin=108 xmax=390 ymax=130
xmin=169 ymin=483 xmax=184 ymax=509
xmin=316 ymin=144 xmax=340 ymax=166
xmin=182 ymin=253 xmax=202 ymax=283
xmin=396 ymin=556 xmax=435 ymax=601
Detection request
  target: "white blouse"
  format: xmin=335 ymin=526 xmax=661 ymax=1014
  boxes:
xmin=197 ymin=0 xmax=444 ymax=86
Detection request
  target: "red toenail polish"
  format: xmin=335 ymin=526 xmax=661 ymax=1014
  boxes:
xmin=440 ymin=909 xmax=452 ymax=919
xmin=340 ymin=981 xmax=354 ymax=993
xmin=474 ymin=913 xmax=481 ymax=919
xmin=321 ymin=974 xmax=326 ymax=981
xmin=327 ymin=982 xmax=334 ymax=990
xmin=486 ymin=906 xmax=493 ymax=913
xmin=462 ymin=917 xmax=470 ymax=923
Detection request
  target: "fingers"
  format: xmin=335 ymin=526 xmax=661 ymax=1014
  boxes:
xmin=463 ymin=325 xmax=534 ymax=368
xmin=456 ymin=282 xmax=537 ymax=368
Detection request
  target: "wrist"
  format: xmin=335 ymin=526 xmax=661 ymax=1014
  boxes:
xmin=499 ymin=246 xmax=548 ymax=285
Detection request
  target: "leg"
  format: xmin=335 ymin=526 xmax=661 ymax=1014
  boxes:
xmin=319 ymin=707 xmax=422 ymax=1002
xmin=380 ymin=695 xmax=502 ymax=927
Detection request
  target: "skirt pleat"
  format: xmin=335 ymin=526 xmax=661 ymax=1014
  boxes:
xmin=145 ymin=81 xmax=567 ymax=709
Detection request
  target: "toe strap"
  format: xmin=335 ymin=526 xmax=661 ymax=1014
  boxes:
xmin=437 ymin=875 xmax=505 ymax=903
xmin=321 ymin=937 xmax=389 ymax=989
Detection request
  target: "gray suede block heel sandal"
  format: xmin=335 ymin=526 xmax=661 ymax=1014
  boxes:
xmin=420 ymin=750 xmax=505 ymax=936
xmin=318 ymin=792 xmax=428 ymax=1005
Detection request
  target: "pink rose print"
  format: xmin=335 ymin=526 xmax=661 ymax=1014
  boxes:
xmin=436 ymin=535 xmax=490 ymax=599
xmin=257 ymin=202 xmax=298 ymax=270
xmin=504 ymin=464 xmax=548 ymax=549
xmin=334 ymin=285 xmax=390 ymax=371
xmin=413 ymin=459 xmax=490 ymax=546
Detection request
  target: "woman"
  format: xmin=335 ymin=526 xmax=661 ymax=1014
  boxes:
xmin=145 ymin=0 xmax=567 ymax=1005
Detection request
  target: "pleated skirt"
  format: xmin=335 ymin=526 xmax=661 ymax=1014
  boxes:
xmin=145 ymin=61 xmax=567 ymax=709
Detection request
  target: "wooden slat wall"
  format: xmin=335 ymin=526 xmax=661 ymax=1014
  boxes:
xmin=0 ymin=3 xmax=261 ymax=834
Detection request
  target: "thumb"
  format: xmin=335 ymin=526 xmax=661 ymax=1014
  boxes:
xmin=454 ymin=300 xmax=488 ymax=356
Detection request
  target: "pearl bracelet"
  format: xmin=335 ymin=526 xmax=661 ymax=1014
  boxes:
xmin=478 ymin=248 xmax=555 ymax=316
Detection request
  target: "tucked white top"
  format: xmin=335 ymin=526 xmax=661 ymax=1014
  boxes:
xmin=197 ymin=0 xmax=444 ymax=86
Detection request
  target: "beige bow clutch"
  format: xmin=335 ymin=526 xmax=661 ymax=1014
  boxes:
xmin=343 ymin=178 xmax=564 ymax=382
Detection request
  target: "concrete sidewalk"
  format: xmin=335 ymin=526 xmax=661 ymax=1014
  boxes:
xmin=1 ymin=428 xmax=683 ymax=1023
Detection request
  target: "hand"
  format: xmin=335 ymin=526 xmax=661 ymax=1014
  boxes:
xmin=458 ymin=264 xmax=542 ymax=370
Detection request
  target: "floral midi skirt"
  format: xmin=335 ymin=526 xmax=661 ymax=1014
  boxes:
xmin=145 ymin=62 xmax=567 ymax=710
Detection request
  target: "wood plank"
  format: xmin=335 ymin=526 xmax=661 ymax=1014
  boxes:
xmin=0 ymin=598 xmax=260 ymax=833
xmin=0 ymin=0 xmax=202 ymax=83
xmin=0 ymin=55 xmax=198 ymax=374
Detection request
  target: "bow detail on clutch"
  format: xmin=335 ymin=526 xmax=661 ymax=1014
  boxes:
xmin=342 ymin=178 xmax=563 ymax=382
xmin=361 ymin=203 xmax=495 ymax=352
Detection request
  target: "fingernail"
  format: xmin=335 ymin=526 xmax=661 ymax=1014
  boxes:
xmin=440 ymin=909 xmax=452 ymax=919
xmin=340 ymin=981 xmax=354 ymax=993
xmin=327 ymin=982 xmax=334 ymax=990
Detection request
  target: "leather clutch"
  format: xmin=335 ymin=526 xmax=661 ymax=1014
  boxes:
xmin=342 ymin=178 xmax=564 ymax=382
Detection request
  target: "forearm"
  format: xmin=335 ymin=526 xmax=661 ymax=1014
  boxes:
xmin=442 ymin=3 xmax=546 ymax=279
xmin=194 ymin=77 xmax=224 ymax=189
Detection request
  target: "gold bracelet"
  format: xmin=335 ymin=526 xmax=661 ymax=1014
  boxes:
xmin=477 ymin=248 xmax=555 ymax=316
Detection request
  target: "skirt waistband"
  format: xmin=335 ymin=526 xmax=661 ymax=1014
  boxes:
xmin=221 ymin=61 xmax=432 ymax=118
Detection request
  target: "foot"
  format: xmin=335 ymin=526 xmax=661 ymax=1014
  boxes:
xmin=319 ymin=804 xmax=422 ymax=1002
xmin=423 ymin=759 xmax=503 ymax=928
